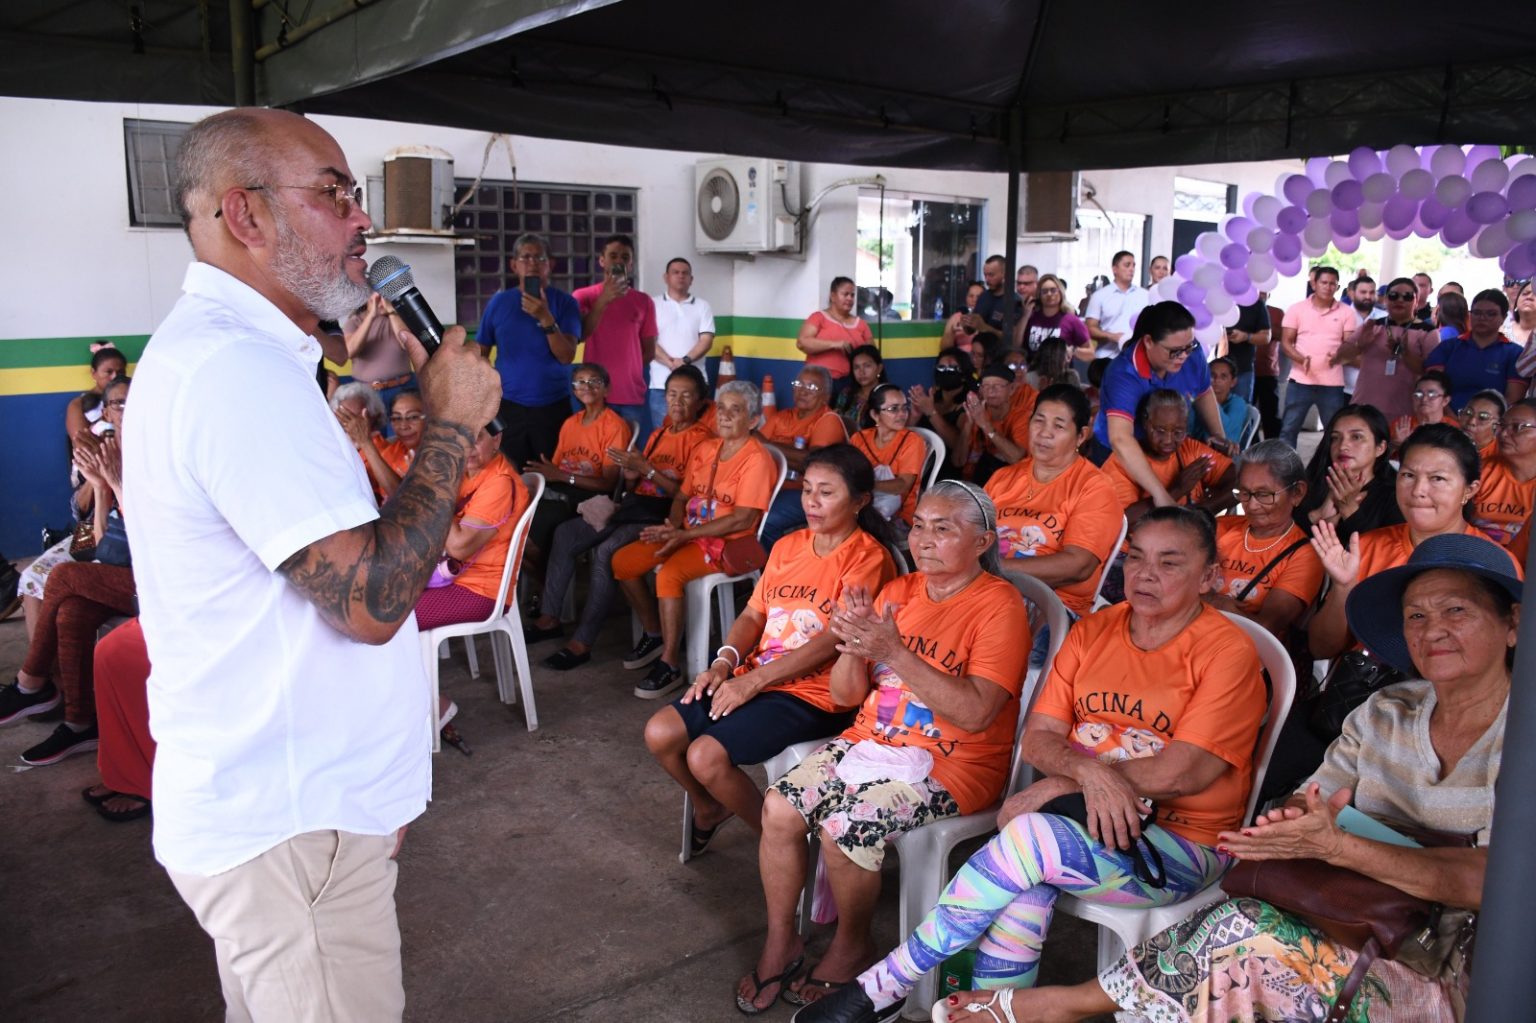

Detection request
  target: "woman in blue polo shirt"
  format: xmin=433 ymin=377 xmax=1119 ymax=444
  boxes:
xmin=1425 ymin=288 xmax=1526 ymax=409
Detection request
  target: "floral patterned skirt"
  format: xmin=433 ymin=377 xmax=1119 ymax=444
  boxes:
xmin=17 ymin=537 xmax=74 ymax=601
xmin=1100 ymin=897 xmax=1461 ymax=1023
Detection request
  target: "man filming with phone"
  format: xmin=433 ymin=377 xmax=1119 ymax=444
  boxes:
xmin=575 ymin=234 xmax=658 ymax=439
xmin=477 ymin=233 xmax=581 ymax=471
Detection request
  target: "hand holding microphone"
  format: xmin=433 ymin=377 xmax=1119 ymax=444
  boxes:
xmin=368 ymin=256 xmax=501 ymax=436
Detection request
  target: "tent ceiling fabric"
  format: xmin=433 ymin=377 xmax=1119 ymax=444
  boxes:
xmin=2 ymin=1 xmax=1535 ymax=170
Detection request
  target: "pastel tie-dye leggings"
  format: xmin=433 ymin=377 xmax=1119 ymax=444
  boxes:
xmin=859 ymin=810 xmax=1230 ymax=1005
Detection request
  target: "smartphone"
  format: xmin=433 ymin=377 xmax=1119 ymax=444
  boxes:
xmin=608 ymin=262 xmax=627 ymax=285
xmin=520 ymin=274 xmax=542 ymax=301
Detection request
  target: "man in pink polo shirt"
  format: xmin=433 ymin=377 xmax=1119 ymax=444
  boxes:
xmin=1278 ymin=265 xmax=1357 ymax=447
xmin=575 ymin=234 xmax=658 ymax=438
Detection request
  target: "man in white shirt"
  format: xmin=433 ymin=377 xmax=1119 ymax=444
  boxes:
xmin=123 ymin=108 xmax=500 ymax=1022
xmin=1083 ymin=250 xmax=1150 ymax=358
xmin=648 ymin=257 xmax=716 ymax=427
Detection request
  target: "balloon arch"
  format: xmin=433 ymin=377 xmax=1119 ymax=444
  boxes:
xmin=1157 ymin=144 xmax=1536 ymax=350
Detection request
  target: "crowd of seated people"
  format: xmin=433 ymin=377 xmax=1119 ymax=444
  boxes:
xmin=6 ymin=256 xmax=1534 ymax=1023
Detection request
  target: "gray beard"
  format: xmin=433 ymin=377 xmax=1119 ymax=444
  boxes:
xmin=270 ymin=207 xmax=371 ymax=321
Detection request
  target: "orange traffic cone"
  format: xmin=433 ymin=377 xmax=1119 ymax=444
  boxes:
xmin=716 ymin=345 xmax=736 ymax=391
xmin=761 ymin=374 xmax=777 ymax=414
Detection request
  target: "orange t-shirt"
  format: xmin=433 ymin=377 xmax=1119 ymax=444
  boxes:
xmin=1469 ymin=456 xmax=1536 ymax=548
xmin=375 ymin=436 xmax=414 ymax=477
xmin=452 ymin=454 xmax=531 ymax=603
xmin=680 ymin=436 xmax=777 ymax=540
xmin=1032 ymin=602 xmax=1267 ymax=846
xmin=748 ymin=530 xmax=897 ymax=712
xmin=1214 ymin=517 xmax=1323 ymax=615
xmin=1354 ymin=521 xmax=1522 ymax=585
xmin=962 ymin=388 xmax=1037 ymax=476
xmin=984 ymin=456 xmax=1123 ymax=616
xmin=635 ymin=422 xmax=712 ymax=498
xmin=1103 ymin=437 xmax=1233 ymax=509
xmin=851 ymin=427 xmax=926 ymax=524
xmin=761 ymin=406 xmax=848 ymax=490
xmin=553 ymin=407 xmax=631 ymax=477
xmin=842 ymin=572 xmax=1032 ymax=814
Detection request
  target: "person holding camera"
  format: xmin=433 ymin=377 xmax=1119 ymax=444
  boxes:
xmin=576 ymin=234 xmax=658 ymax=439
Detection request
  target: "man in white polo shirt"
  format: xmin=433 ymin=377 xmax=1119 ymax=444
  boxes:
xmin=122 ymin=108 xmax=500 ymax=1021
xmin=648 ymin=256 xmax=716 ymax=427
xmin=1083 ymin=250 xmax=1150 ymax=358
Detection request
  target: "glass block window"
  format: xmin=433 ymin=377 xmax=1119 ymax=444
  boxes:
xmin=452 ymin=180 xmax=639 ymax=329
xmin=125 ymin=119 xmax=191 ymax=228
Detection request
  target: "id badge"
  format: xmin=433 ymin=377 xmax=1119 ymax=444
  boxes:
xmin=1384 ymin=358 xmax=1397 ymax=376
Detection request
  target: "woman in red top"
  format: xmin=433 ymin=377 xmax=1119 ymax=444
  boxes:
xmin=644 ymin=445 xmax=896 ymax=856
xmin=796 ymin=276 xmax=873 ymax=381
xmin=850 ymin=383 xmax=925 ymax=532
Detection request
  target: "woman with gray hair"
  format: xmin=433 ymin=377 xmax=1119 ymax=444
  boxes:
xmin=738 ymin=480 xmax=1031 ymax=1013
xmin=1103 ymin=388 xmax=1237 ymax=524
xmin=759 ymin=363 xmax=849 ymax=550
xmin=330 ymin=381 xmax=391 ymax=499
xmin=1206 ymin=439 xmax=1323 ymax=642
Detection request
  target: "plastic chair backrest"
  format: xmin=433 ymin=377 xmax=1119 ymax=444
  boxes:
xmin=911 ymin=426 xmax=945 ymax=493
xmin=1239 ymin=404 xmax=1262 ymax=450
xmin=1218 ymin=611 xmax=1298 ymax=824
xmin=626 ymin=419 xmax=641 ymax=450
xmin=1000 ymin=571 xmax=1071 ymax=797
xmin=757 ymin=443 xmax=790 ymax=542
xmin=1091 ymin=515 xmax=1128 ymax=606
xmin=884 ymin=541 xmax=910 ymax=577
xmin=484 ymin=472 xmax=545 ymax=620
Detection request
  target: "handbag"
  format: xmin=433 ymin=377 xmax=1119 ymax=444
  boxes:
xmin=1038 ymin=792 xmax=1166 ymax=889
xmin=68 ymin=517 xmax=98 ymax=561
xmin=1307 ymin=651 xmax=1405 ymax=742
xmin=1222 ymin=824 xmax=1477 ymax=1023
xmin=703 ymin=443 xmax=767 ymax=576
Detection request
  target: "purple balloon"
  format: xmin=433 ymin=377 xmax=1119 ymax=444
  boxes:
xmin=1305 ymin=157 xmax=1332 ymax=184
xmin=1508 ymin=175 xmax=1536 ymax=212
xmin=1276 ymin=204 xmax=1309 ymax=234
xmin=1219 ymin=243 xmax=1249 ymax=269
xmin=1174 ymin=253 xmax=1200 ymax=279
xmin=1236 ymin=283 xmax=1260 ymax=306
xmin=1418 ymin=197 xmax=1451 ymax=230
xmin=1282 ymin=174 xmax=1314 ymax=206
xmin=1242 ymin=192 xmax=1260 ymax=220
xmin=1276 ymin=255 xmax=1302 ymax=278
xmin=1347 ymin=146 xmax=1382 ymax=180
xmin=1223 ymin=267 xmax=1250 ymax=297
xmin=1330 ymin=208 xmax=1361 ymax=237
xmin=1466 ymin=144 xmax=1502 ymax=169
xmin=1504 ymin=241 xmax=1536 ymax=280
xmin=1442 ymin=210 xmax=1479 ymax=247
xmin=1176 ymin=281 xmax=1207 ymax=308
xmin=1382 ymin=195 xmax=1417 ymax=231
xmin=1272 ymin=232 xmax=1302 ymax=262
xmin=1331 ymin=179 xmax=1365 ymax=211
xmin=1466 ymin=191 xmax=1509 ymax=225
xmin=1224 ymin=217 xmax=1256 ymax=243
xmin=1190 ymin=304 xmax=1213 ymax=330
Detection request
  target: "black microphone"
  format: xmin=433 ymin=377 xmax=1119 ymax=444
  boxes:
xmin=367 ymin=256 xmax=501 ymax=436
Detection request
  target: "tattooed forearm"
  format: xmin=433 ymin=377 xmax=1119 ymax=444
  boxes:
xmin=278 ymin=419 xmax=475 ymax=643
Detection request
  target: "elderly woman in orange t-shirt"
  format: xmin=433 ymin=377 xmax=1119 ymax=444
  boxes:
xmin=339 ymin=389 xmax=427 ymax=499
xmin=759 ymin=363 xmax=849 ymax=549
xmin=643 ymin=445 xmax=896 ymax=857
xmin=793 ymin=507 xmax=1266 ymax=1023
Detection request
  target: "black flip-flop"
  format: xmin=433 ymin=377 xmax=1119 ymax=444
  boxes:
xmin=689 ymin=813 xmax=734 ymax=857
xmin=81 ymin=785 xmax=114 ymax=808
xmin=782 ymin=973 xmax=850 ymax=1007
xmin=543 ymin=648 xmax=591 ymax=671
xmin=97 ymin=796 xmax=151 ymax=823
xmin=735 ymin=954 xmax=804 ymax=1015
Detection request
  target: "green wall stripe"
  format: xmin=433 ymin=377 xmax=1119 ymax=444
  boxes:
xmin=715 ymin=316 xmax=942 ymax=340
xmin=0 ymin=335 xmax=150 ymax=370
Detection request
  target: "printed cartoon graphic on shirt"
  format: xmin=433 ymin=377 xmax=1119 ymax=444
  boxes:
xmin=1472 ymin=503 xmax=1527 ymax=545
xmin=557 ymin=453 xmax=599 ymax=475
xmin=869 ymin=661 xmax=941 ymax=739
xmin=759 ymin=606 xmax=827 ymax=665
xmin=685 ymin=495 xmax=717 ymax=528
xmin=995 ymin=516 xmax=1054 ymax=558
xmin=1068 ymin=688 xmax=1174 ymax=763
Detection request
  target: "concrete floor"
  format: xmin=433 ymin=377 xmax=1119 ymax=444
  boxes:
xmin=0 ymin=600 xmax=1108 ymax=1023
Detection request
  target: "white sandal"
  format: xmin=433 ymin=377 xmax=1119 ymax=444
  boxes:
xmin=929 ymin=990 xmax=1019 ymax=1023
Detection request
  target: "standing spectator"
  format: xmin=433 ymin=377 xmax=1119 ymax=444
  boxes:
xmin=1412 ymin=271 xmax=1434 ymax=321
xmin=1016 ymin=273 xmax=1090 ymax=359
xmin=1278 ymin=265 xmax=1356 ymax=448
xmin=1146 ymin=254 xmax=1170 ymax=286
xmin=1504 ymin=273 xmax=1530 ymax=331
xmin=797 ymin=276 xmax=873 ymax=382
xmin=648 ymin=257 xmax=715 ymax=433
xmin=477 ymin=233 xmax=581 ymax=471
xmin=1336 ymin=276 xmax=1440 ymax=423
xmin=1012 ymin=263 xmax=1039 ymax=336
xmin=1435 ymin=289 xmax=1469 ymax=342
xmin=1339 ymin=274 xmax=1385 ymax=397
xmin=1224 ymin=292 xmax=1271 ymax=402
xmin=759 ymin=364 xmax=849 ymax=548
xmin=339 ymin=293 xmax=415 ymax=426
xmin=1425 ymin=288 xmax=1525 ymax=408
xmin=1091 ymin=301 xmax=1235 ymax=494
xmin=1255 ymin=299 xmax=1284 ymax=440
xmin=966 ymin=255 xmax=1013 ymax=358
xmin=1509 ymin=281 xmax=1535 ymax=349
xmin=939 ymin=281 xmax=984 ymax=358
xmin=576 ymin=234 xmax=658 ymax=439
xmin=1083 ymin=250 xmax=1149 ymax=359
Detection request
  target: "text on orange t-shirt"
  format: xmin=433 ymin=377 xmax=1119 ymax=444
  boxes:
xmin=680 ymin=436 xmax=777 ymax=540
xmin=553 ymin=407 xmax=631 ymax=476
xmin=1214 ymin=517 xmax=1323 ymax=614
xmin=1469 ymin=455 xmax=1536 ymax=548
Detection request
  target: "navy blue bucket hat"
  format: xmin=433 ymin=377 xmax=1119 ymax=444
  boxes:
xmin=1345 ymin=532 xmax=1523 ymax=676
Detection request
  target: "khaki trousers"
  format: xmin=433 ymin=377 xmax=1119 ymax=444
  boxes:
xmin=167 ymin=830 xmax=404 ymax=1023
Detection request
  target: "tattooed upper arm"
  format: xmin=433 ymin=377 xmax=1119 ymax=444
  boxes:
xmin=278 ymin=420 xmax=473 ymax=645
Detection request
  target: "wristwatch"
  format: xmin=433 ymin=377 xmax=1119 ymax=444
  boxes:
xmin=541 ymin=321 xmax=559 ymax=334
xmin=681 ymin=355 xmax=693 ymax=365
xmin=645 ymin=468 xmax=657 ymax=481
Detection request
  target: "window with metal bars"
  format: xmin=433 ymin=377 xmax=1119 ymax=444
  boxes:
xmin=124 ymin=118 xmax=190 ymax=228
xmin=451 ymin=179 xmax=638 ymax=328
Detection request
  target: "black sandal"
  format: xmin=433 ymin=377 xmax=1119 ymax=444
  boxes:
xmin=735 ymin=955 xmax=804 ymax=1015
xmin=689 ymin=813 xmax=734 ymax=857
xmin=542 ymin=648 xmax=591 ymax=671
xmin=781 ymin=973 xmax=849 ymax=1007
xmin=97 ymin=795 xmax=151 ymax=823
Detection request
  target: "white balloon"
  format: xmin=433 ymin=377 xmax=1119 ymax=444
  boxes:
xmin=1155 ymin=278 xmax=1182 ymax=301
xmin=1305 ymin=188 xmax=1334 ymax=217
xmin=1357 ymin=201 xmax=1386 ymax=230
xmin=1193 ymin=262 xmax=1225 ymax=290
xmin=1509 ymin=157 xmax=1536 ymax=181
xmin=1246 ymin=227 xmax=1275 ymax=253
xmin=1275 ymin=171 xmax=1297 ymax=200
xmin=1247 ymin=252 xmax=1276 ymax=283
xmin=1194 ymin=321 xmax=1225 ymax=349
xmin=1398 ymin=168 xmax=1434 ymax=200
xmin=1196 ymin=232 xmax=1225 ymax=261
xmin=1301 ymin=235 xmax=1329 ymax=258
xmin=1429 ymin=144 xmax=1466 ymax=179
xmin=1205 ymin=289 xmax=1234 ymax=315
xmin=1323 ymin=161 xmax=1353 ymax=188
xmin=1217 ymin=305 xmax=1242 ymax=329
xmin=1362 ymin=222 xmax=1388 ymax=242
xmin=1336 ymin=234 xmax=1361 ymax=254
xmin=1260 ymin=272 xmax=1280 ymax=293
xmin=1471 ymin=221 xmax=1514 ymax=258
xmin=1253 ymin=195 xmax=1283 ymax=229
xmin=1435 ymin=175 xmax=1472 ymax=208
xmin=1470 ymin=158 xmax=1510 ymax=193
xmin=1303 ymin=218 xmax=1333 ymax=249
xmin=1507 ymin=208 xmax=1536 ymax=243
xmin=1385 ymin=144 xmax=1420 ymax=177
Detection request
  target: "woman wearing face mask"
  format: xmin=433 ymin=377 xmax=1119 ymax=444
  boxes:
xmin=907 ymin=348 xmax=977 ymax=475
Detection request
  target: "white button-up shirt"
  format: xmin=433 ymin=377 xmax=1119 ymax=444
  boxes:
xmin=123 ymin=262 xmax=431 ymax=877
xmin=649 ymin=291 xmax=716 ymax=388
xmin=1084 ymin=282 xmax=1150 ymax=358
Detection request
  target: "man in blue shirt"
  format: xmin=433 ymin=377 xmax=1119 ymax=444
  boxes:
xmin=478 ymin=233 xmax=582 ymax=470
xmin=1092 ymin=302 xmax=1236 ymax=505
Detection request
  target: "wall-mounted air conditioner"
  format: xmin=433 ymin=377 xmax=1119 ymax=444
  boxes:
xmin=694 ymin=157 xmax=801 ymax=254
xmin=1021 ymin=171 xmax=1081 ymax=241
xmin=378 ymin=145 xmax=455 ymax=233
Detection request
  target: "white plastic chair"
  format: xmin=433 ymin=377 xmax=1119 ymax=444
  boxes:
xmin=889 ymin=573 xmax=1069 ymax=1017
xmin=679 ymin=444 xmax=789 ymax=680
xmin=911 ymin=426 xmax=946 ymax=493
xmin=1051 ymin=611 xmax=1297 ymax=973
xmin=1238 ymin=404 xmax=1262 ymax=450
xmin=1090 ymin=515 xmax=1128 ymax=608
xmin=419 ymin=472 xmax=546 ymax=748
